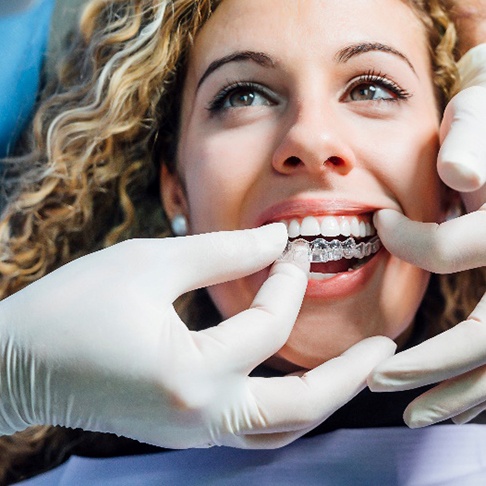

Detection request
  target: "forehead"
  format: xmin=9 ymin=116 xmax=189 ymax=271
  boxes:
xmin=189 ymin=0 xmax=429 ymax=73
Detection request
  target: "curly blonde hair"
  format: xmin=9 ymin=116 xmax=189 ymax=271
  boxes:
xmin=0 ymin=0 xmax=484 ymax=482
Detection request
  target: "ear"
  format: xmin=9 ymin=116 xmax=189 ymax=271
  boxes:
xmin=160 ymin=164 xmax=189 ymax=224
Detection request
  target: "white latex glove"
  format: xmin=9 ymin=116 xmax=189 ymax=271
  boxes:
xmin=368 ymin=208 xmax=486 ymax=428
xmin=0 ymin=224 xmax=395 ymax=449
xmin=438 ymin=43 xmax=486 ymax=211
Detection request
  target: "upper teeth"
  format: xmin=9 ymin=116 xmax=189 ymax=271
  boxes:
xmin=280 ymin=215 xmax=375 ymax=239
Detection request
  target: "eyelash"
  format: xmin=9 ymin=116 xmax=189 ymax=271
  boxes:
xmin=345 ymin=70 xmax=412 ymax=101
xmin=206 ymin=81 xmax=273 ymax=113
xmin=206 ymin=70 xmax=411 ymax=113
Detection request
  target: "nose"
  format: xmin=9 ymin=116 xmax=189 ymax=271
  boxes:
xmin=272 ymin=103 xmax=356 ymax=177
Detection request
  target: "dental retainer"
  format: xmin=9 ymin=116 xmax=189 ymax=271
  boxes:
xmin=280 ymin=236 xmax=382 ymax=263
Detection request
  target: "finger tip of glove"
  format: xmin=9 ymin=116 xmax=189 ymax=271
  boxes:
xmin=373 ymin=209 xmax=403 ymax=230
xmin=355 ymin=336 xmax=397 ymax=357
xmin=246 ymin=223 xmax=289 ymax=259
xmin=438 ymin=160 xmax=486 ymax=192
xmin=272 ymin=257 xmax=310 ymax=281
xmin=403 ymin=404 xmax=441 ymax=429
xmin=342 ymin=337 xmax=397 ymax=376
xmin=257 ymin=222 xmax=288 ymax=244
xmin=451 ymin=416 xmax=467 ymax=426
xmin=403 ymin=408 xmax=423 ymax=429
xmin=367 ymin=368 xmax=396 ymax=392
xmin=367 ymin=372 xmax=386 ymax=392
xmin=404 ymin=419 xmax=424 ymax=429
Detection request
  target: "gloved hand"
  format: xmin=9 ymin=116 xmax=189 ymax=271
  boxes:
xmin=438 ymin=44 xmax=486 ymax=211
xmin=368 ymin=208 xmax=486 ymax=427
xmin=368 ymin=45 xmax=486 ymax=428
xmin=0 ymin=224 xmax=395 ymax=449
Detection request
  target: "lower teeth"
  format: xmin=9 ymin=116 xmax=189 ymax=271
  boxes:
xmin=280 ymin=236 xmax=381 ymax=265
xmin=309 ymin=272 xmax=337 ymax=281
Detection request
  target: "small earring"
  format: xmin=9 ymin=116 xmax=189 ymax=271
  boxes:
xmin=171 ymin=214 xmax=188 ymax=236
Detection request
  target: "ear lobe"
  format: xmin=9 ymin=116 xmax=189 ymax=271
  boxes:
xmin=160 ymin=164 xmax=189 ymax=223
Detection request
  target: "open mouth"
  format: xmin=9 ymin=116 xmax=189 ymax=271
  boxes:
xmin=278 ymin=214 xmax=382 ymax=280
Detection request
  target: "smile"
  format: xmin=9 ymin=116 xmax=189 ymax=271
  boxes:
xmin=278 ymin=214 xmax=382 ymax=280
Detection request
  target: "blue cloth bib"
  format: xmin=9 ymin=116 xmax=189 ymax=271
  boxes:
xmin=19 ymin=425 xmax=486 ymax=485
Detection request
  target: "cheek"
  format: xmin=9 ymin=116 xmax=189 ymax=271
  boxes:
xmin=368 ymin=122 xmax=442 ymax=221
xmin=179 ymin=127 xmax=273 ymax=233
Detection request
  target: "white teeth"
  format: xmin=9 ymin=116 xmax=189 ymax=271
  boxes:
xmin=321 ymin=216 xmax=340 ymax=237
xmin=309 ymin=272 xmax=337 ymax=281
xmin=301 ymin=216 xmax=321 ymax=236
xmin=359 ymin=221 xmax=367 ymax=238
xmin=340 ymin=218 xmax=351 ymax=237
xmin=350 ymin=217 xmax=361 ymax=238
xmin=279 ymin=215 xmax=375 ymax=239
xmin=288 ymin=219 xmax=300 ymax=238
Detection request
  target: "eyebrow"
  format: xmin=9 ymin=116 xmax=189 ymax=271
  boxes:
xmin=197 ymin=51 xmax=275 ymax=90
xmin=335 ymin=42 xmax=417 ymax=75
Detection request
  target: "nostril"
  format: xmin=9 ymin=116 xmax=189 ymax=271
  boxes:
xmin=326 ymin=156 xmax=344 ymax=166
xmin=285 ymin=156 xmax=302 ymax=167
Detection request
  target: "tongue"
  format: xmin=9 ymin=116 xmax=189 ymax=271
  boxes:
xmin=311 ymin=259 xmax=354 ymax=274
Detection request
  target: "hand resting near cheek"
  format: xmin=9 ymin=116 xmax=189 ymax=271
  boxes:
xmin=0 ymin=223 xmax=395 ymax=449
xmin=368 ymin=208 xmax=486 ymax=428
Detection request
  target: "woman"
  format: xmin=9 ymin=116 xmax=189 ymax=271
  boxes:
xmin=0 ymin=0 xmax=485 ymax=483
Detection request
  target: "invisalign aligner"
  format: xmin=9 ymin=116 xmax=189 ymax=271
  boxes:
xmin=280 ymin=236 xmax=381 ymax=263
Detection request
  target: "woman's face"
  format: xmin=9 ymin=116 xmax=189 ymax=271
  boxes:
xmin=163 ymin=0 xmax=445 ymax=369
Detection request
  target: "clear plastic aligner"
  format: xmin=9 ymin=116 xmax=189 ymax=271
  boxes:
xmin=280 ymin=236 xmax=381 ymax=264
xmin=279 ymin=238 xmax=310 ymax=264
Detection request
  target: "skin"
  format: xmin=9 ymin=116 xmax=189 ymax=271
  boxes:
xmin=162 ymin=0 xmax=448 ymax=370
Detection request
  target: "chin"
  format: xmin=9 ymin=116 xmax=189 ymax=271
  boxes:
xmin=271 ymin=270 xmax=429 ymax=371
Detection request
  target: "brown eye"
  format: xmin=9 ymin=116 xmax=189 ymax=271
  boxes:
xmin=228 ymin=90 xmax=257 ymax=107
xmin=227 ymin=88 xmax=271 ymax=108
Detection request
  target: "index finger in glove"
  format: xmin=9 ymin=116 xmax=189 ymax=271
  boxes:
xmin=374 ymin=209 xmax=486 ymax=273
xmin=241 ymin=336 xmax=396 ymax=440
xmin=438 ymin=86 xmax=486 ymax=193
xmin=369 ymin=295 xmax=486 ymax=391
xmin=122 ymin=224 xmax=288 ymax=302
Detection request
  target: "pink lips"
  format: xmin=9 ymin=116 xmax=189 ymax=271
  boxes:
xmin=255 ymin=198 xmax=378 ymax=227
xmin=306 ymin=247 xmax=386 ymax=299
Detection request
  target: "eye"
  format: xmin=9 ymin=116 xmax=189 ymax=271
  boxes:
xmin=344 ymin=72 xmax=411 ymax=103
xmin=348 ymin=82 xmax=396 ymax=101
xmin=227 ymin=88 xmax=270 ymax=108
xmin=207 ymin=82 xmax=275 ymax=113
